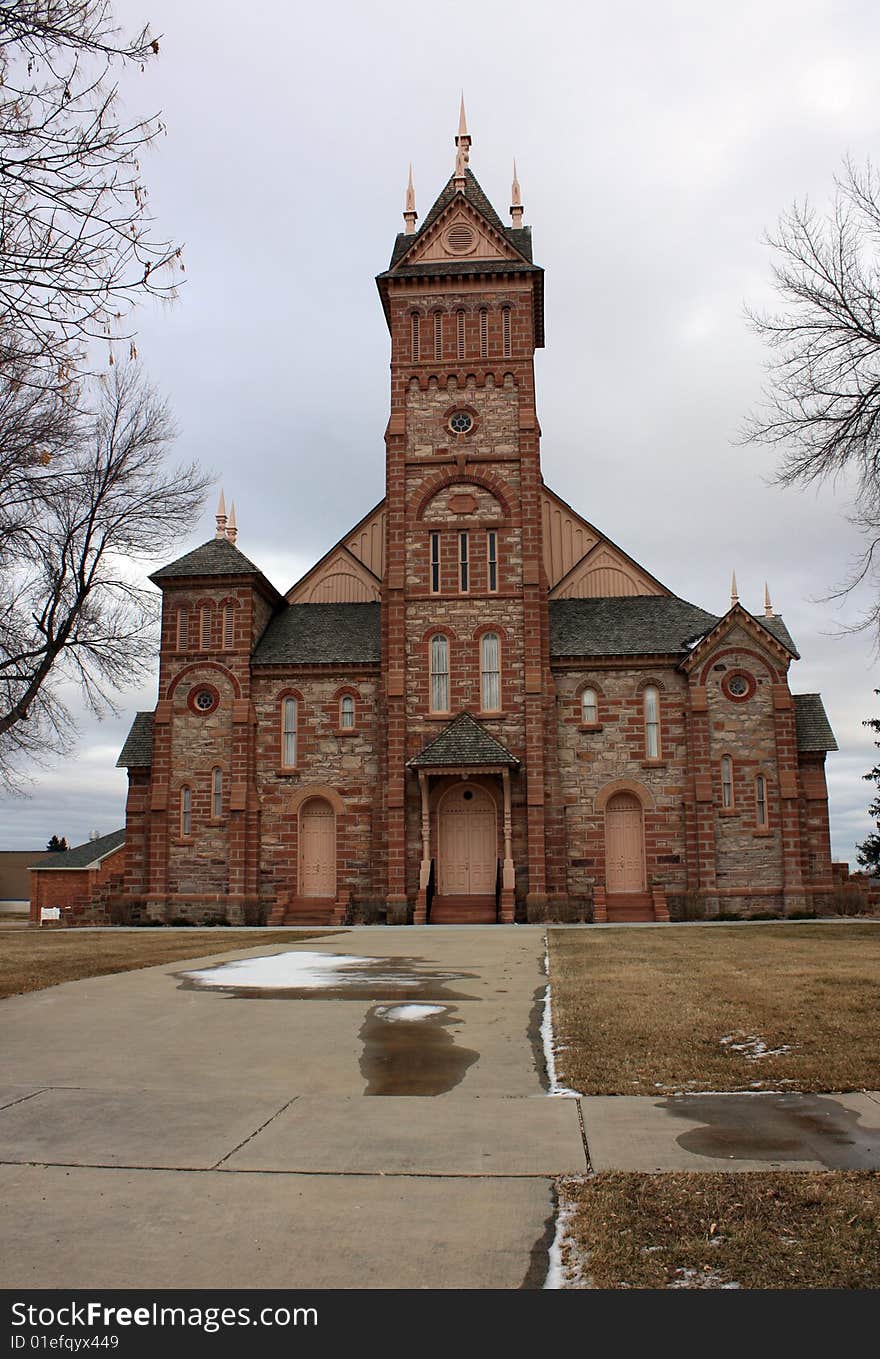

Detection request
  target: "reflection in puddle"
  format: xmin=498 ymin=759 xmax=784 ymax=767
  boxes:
xmin=360 ymin=1004 xmax=479 ymax=1096
xmin=178 ymin=949 xmax=476 ymax=1001
xmin=660 ymin=1093 xmax=878 ymax=1168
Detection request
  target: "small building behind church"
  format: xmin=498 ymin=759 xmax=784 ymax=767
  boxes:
xmin=117 ymin=111 xmax=838 ymax=927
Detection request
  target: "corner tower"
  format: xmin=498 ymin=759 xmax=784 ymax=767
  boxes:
xmin=375 ymin=107 xmax=558 ymax=923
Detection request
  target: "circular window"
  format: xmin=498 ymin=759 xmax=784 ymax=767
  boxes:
xmin=449 ymin=410 xmax=474 ymax=436
xmin=188 ymin=685 xmax=219 ymax=715
xmin=722 ymin=671 xmax=755 ymax=702
xmin=445 ymin=223 xmax=476 ymax=254
xmin=463 ymin=789 xmax=474 ymax=801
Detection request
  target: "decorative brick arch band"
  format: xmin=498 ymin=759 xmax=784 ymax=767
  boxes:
xmin=412 ymin=469 xmax=513 ymax=521
xmin=287 ymin=784 xmax=346 ymax=816
xmin=166 ymin=661 xmax=242 ymax=701
xmin=595 ymin=779 xmax=656 ymax=813
xmin=698 ymin=646 xmax=782 ymax=687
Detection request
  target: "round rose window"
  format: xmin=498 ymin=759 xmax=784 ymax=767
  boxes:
xmin=189 ymin=686 xmax=219 ymax=714
xmin=449 ymin=411 xmax=474 ymax=435
xmin=722 ymin=671 xmax=756 ymax=702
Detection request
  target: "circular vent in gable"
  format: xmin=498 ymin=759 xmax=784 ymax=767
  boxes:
xmin=445 ymin=222 xmax=477 ymax=255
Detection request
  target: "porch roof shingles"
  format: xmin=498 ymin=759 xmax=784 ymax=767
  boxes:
xmin=408 ymin=712 xmax=520 ymax=769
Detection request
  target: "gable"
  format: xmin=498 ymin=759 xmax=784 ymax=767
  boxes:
xmin=287 ymin=546 xmax=380 ymax=605
xmin=680 ymin=604 xmax=797 ymax=676
xmin=402 ymin=199 xmax=523 ymax=268
xmin=542 ymin=486 xmax=670 ymax=598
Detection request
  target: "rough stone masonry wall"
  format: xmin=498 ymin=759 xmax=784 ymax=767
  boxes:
xmin=554 ymin=663 xmax=691 ymax=898
xmin=252 ymin=671 xmax=380 ymax=907
xmin=703 ymin=630 xmax=785 ymax=906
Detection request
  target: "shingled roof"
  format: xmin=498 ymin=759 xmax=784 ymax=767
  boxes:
xmin=408 ymin=712 xmax=520 ymax=769
xmin=252 ymin=603 xmax=381 ymax=666
xmin=117 ymin=712 xmax=154 ymax=768
xmin=31 ymin=828 xmax=125 ymax=871
xmin=386 ymin=169 xmax=533 ymax=268
xmin=793 ymin=694 xmax=838 ymax=752
xmin=150 ymin=537 xmax=263 ymax=582
xmin=548 ymin=597 xmax=799 ymax=659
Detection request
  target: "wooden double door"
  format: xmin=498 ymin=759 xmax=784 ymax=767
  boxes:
xmin=438 ymin=784 xmax=497 ymax=896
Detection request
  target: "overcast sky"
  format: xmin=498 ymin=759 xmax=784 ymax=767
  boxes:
xmin=3 ymin=0 xmax=880 ymax=868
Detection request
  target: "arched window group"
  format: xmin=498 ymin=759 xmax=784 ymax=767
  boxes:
xmin=173 ymin=601 xmax=237 ymax=652
xmin=427 ymin=529 xmax=500 ymax=594
xmin=429 ymin=632 xmax=502 ymax=715
xmin=410 ymin=304 xmax=514 ymax=362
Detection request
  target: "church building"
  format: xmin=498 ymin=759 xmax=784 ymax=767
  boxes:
xmin=117 ymin=109 xmax=838 ymax=926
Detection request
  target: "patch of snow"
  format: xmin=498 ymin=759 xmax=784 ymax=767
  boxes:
xmin=719 ymin=1033 xmax=793 ymax=1061
xmin=541 ymin=942 xmax=581 ymax=1098
xmin=544 ymin=1192 xmax=592 ymax=1289
xmin=373 ymin=1004 xmax=446 ymax=1022
xmin=669 ymin=1268 xmax=741 ymax=1290
xmin=184 ymin=950 xmax=390 ymax=990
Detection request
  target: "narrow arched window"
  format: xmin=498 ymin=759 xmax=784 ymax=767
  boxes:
xmin=479 ymin=307 xmax=488 ymax=359
xmin=644 ymin=686 xmax=660 ymax=758
xmin=200 ymin=604 xmax=211 ymax=650
xmin=581 ymin=688 xmax=598 ymax=724
xmin=430 ymin=635 xmax=449 ymax=713
xmin=502 ymin=306 xmax=512 ymax=358
xmin=411 ymin=312 xmax=420 ymax=362
xmin=222 ymin=604 xmax=235 ymax=649
xmin=755 ymin=775 xmax=768 ymax=828
xmin=481 ymin=632 xmax=501 ymax=712
xmin=340 ymin=694 xmax=355 ymax=729
xmin=430 ymin=532 xmax=440 ymax=593
xmin=176 ymin=609 xmax=189 ymax=652
xmin=721 ymin=756 xmax=733 ymax=809
xmin=487 ymin=530 xmax=498 ymax=592
xmin=459 ymin=531 xmax=469 ymax=593
xmin=456 ymin=309 xmax=466 ymax=360
xmin=282 ymin=697 xmax=298 ymax=767
xmin=180 ymin=785 xmax=192 ymax=837
xmin=434 ymin=311 xmax=443 ymax=361
xmin=211 ymin=767 xmax=223 ymax=819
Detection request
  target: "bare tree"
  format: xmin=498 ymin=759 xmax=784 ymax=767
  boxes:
xmin=744 ymin=156 xmax=880 ymax=630
xmin=0 ymin=364 xmax=210 ymax=785
xmin=0 ymin=1 xmax=181 ymax=386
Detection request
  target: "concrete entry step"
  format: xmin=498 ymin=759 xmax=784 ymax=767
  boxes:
xmin=430 ymin=895 xmax=496 ymax=924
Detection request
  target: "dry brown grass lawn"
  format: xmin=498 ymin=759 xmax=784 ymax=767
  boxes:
xmin=556 ymin=1171 xmax=880 ymax=1289
xmin=548 ymin=923 xmax=880 ymax=1094
xmin=0 ymin=929 xmax=332 ymax=999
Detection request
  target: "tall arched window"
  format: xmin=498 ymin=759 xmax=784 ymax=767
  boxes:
xmin=502 ymin=306 xmax=512 ymax=358
xmin=479 ymin=307 xmax=488 ymax=358
xmin=411 ymin=312 xmax=420 ymax=362
xmin=456 ymin=309 xmax=466 ymax=360
xmin=433 ymin=311 xmax=443 ymax=361
xmin=222 ymin=604 xmax=235 ymax=649
xmin=340 ymin=694 xmax=355 ymax=729
xmin=581 ymin=688 xmax=598 ymax=724
xmin=176 ymin=609 xmax=189 ymax=652
xmin=480 ymin=632 xmax=501 ymax=712
xmin=211 ymin=767 xmax=223 ymax=819
xmin=755 ymin=775 xmax=768 ymax=828
xmin=199 ymin=604 xmax=212 ymax=650
xmin=430 ymin=635 xmax=449 ymax=713
xmin=282 ymin=697 xmax=298 ymax=767
xmin=180 ymin=785 xmax=192 ymax=837
xmin=721 ymin=756 xmax=733 ymax=809
xmin=644 ymin=686 xmax=660 ymax=758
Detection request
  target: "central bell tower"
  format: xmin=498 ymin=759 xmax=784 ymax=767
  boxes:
xmin=375 ymin=105 xmax=560 ymax=922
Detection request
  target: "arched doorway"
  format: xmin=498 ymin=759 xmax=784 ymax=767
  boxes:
xmin=299 ymin=797 xmax=336 ymax=897
xmin=438 ymin=783 xmax=497 ymax=895
xmin=605 ymin=792 xmax=645 ymax=893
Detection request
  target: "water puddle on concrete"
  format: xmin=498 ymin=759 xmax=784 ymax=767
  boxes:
xmin=660 ymin=1093 xmax=878 ymax=1168
xmin=359 ymin=1004 xmax=479 ymax=1095
xmin=177 ymin=949 xmax=476 ymax=1002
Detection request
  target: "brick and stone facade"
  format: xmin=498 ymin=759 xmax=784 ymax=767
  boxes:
xmin=117 ymin=123 xmax=838 ymax=926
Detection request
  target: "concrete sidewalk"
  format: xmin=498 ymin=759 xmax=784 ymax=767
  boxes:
xmin=0 ymin=927 xmax=580 ymax=1289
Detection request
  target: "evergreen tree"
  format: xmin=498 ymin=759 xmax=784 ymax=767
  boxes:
xmin=46 ymin=834 xmax=68 ymax=852
xmin=856 ymin=692 xmax=880 ymax=872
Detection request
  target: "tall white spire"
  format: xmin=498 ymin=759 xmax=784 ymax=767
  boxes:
xmin=226 ymin=501 xmax=237 ymax=545
xmin=764 ymin=582 xmax=774 ymax=618
xmin=510 ymin=159 xmax=523 ymax=228
xmin=215 ymin=489 xmax=227 ymax=539
xmin=730 ymin=570 xmax=739 ymax=608
xmin=403 ymin=163 xmax=417 ymax=234
xmin=454 ymin=93 xmax=471 ymax=189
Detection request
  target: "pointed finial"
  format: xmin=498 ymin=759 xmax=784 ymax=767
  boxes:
xmin=454 ymin=93 xmax=471 ymax=189
xmin=403 ymin=163 xmax=418 ymax=234
xmin=730 ymin=570 xmax=739 ymax=608
xmin=215 ymin=489 xmax=227 ymax=539
xmin=764 ymin=582 xmax=774 ymax=618
xmin=226 ymin=501 xmax=237 ymax=545
xmin=510 ymin=159 xmax=523 ymax=228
